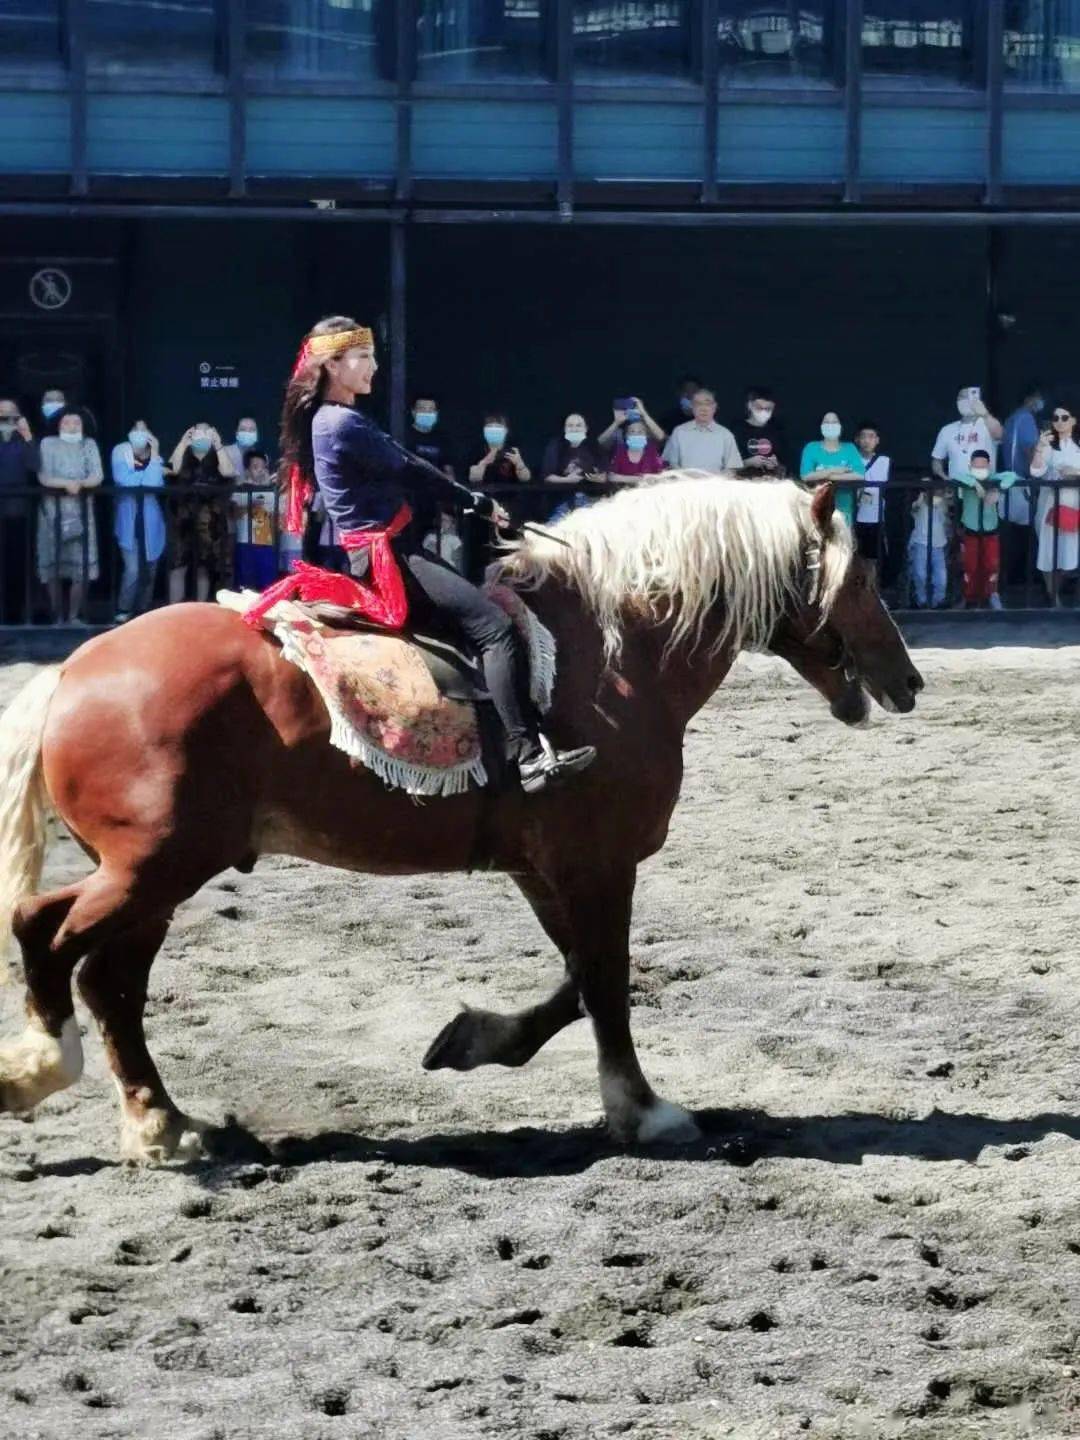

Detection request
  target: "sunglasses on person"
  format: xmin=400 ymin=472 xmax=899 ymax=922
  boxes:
xmin=1053 ymin=411 xmax=1073 ymax=421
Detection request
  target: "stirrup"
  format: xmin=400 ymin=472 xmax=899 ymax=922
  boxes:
xmin=519 ymin=734 xmax=597 ymax=795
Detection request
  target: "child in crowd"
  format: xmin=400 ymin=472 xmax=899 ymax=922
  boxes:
xmin=953 ymin=448 xmax=1019 ymax=610
xmin=423 ymin=505 xmax=466 ymax=573
xmin=908 ymin=482 xmax=950 ymax=609
xmin=233 ymin=448 xmax=280 ymax=591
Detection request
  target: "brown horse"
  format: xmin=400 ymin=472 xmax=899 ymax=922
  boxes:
xmin=0 ymin=476 xmax=922 ymax=1160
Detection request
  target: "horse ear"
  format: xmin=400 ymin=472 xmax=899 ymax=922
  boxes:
xmin=810 ymin=481 xmax=836 ymax=536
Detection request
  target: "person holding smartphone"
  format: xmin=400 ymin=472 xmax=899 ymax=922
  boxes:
xmin=597 ymin=396 xmax=666 ymax=453
xmin=1030 ymin=401 xmax=1080 ymax=604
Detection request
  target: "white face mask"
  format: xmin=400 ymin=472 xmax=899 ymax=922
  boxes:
xmin=564 ymin=429 xmax=586 ymax=446
xmin=59 ymin=431 xmax=83 ymax=445
xmin=957 ymin=399 xmax=975 ymax=418
xmin=970 ymin=468 xmax=991 ymax=482
xmin=821 ymin=422 xmax=842 ymax=440
xmin=750 ymin=405 xmax=773 ymax=424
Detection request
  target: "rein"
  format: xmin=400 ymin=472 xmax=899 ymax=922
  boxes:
xmin=803 ymin=539 xmax=858 ymax=683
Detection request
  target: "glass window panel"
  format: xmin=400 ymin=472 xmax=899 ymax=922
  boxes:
xmin=416 ymin=1 xmax=548 ymax=82
xmin=1005 ymin=2 xmax=1080 ymax=91
xmin=862 ymin=3 xmax=976 ymax=88
xmin=87 ymin=0 xmax=221 ymax=77
xmin=0 ymin=1 xmax=63 ymax=73
xmin=573 ymin=2 xmax=694 ymax=85
xmin=247 ymin=1 xmax=394 ymax=83
xmin=716 ymin=4 xmax=836 ymax=89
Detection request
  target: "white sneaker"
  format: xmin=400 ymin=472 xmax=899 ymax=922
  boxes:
xmin=113 ymin=612 xmax=131 ymax=624
xmin=988 ymin=593 xmax=1003 ymax=611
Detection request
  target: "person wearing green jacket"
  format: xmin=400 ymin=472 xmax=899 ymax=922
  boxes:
xmin=954 ymin=448 xmax=1019 ymax=610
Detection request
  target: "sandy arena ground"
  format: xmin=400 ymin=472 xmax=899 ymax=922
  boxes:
xmin=2 ymin=622 xmax=1080 ymax=1439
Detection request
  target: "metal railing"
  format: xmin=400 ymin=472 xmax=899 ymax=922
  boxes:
xmin=0 ymin=472 xmax=1074 ymax=628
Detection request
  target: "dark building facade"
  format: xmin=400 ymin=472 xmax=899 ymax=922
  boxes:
xmin=3 ymin=3 xmax=1080 ymax=467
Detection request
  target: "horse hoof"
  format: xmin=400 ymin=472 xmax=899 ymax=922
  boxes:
xmin=636 ymin=1098 xmax=701 ymax=1146
xmin=422 ymin=1010 xmax=477 ymax=1071
xmin=121 ymin=1109 xmax=209 ymax=1165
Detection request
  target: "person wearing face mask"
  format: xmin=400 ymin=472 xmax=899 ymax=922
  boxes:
xmin=112 ymin=420 xmax=165 ymax=621
xmin=953 ymin=449 xmax=1019 ymax=610
xmin=40 ymin=388 xmax=97 ymax=440
xmin=0 ymin=397 xmax=38 ymax=623
xmin=931 ymin=386 xmax=1003 ymax=486
xmin=541 ymin=412 xmax=605 ymax=520
xmin=469 ymin=413 xmax=530 ymax=488
xmin=222 ymin=417 xmax=262 ymax=479
xmin=407 ymin=395 xmax=457 ymax=552
xmin=597 ymin=395 xmax=666 ymax=454
xmin=730 ymin=386 xmax=789 ymax=475
xmin=37 ymin=408 xmax=103 ymax=624
xmin=799 ymin=413 xmax=865 ymax=525
xmin=608 ymin=419 xmax=665 ymax=484
xmin=167 ymin=423 xmax=237 ymax=602
xmin=659 ymin=375 xmax=705 ymax=441
xmin=233 ymin=448 xmax=282 ymax=592
xmin=852 ymin=422 xmax=890 ymax=567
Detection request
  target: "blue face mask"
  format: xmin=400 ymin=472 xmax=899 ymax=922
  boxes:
xmin=414 ymin=411 xmax=437 ymax=432
xmin=484 ymin=425 xmax=507 ymax=448
xmin=1033 ymin=397 xmax=1045 ymax=415
xmin=42 ymin=401 xmax=63 ymax=419
xmin=626 ymin=434 xmax=648 ymax=454
xmin=191 ymin=437 xmax=212 ymax=456
xmin=236 ymin=429 xmax=257 ymax=448
xmin=679 ymin=396 xmax=693 ymax=415
xmin=128 ymin=429 xmax=150 ymax=450
xmin=59 ymin=431 xmax=83 ymax=445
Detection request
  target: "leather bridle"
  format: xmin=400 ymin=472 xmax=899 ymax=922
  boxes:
xmin=802 ymin=540 xmax=859 ymax=685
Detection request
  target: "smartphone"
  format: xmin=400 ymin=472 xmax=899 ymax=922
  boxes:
xmin=614 ymin=397 xmax=634 ymax=413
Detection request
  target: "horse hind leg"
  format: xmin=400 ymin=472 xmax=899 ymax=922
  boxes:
xmin=0 ymin=883 xmax=84 ymax=1112
xmin=0 ymin=869 xmax=157 ymax=1118
xmin=77 ymin=916 xmax=206 ymax=1164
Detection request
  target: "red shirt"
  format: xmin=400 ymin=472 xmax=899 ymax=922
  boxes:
xmin=609 ymin=440 xmax=665 ymax=478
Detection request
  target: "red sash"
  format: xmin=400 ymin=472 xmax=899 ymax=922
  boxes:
xmin=242 ymin=504 xmax=412 ymax=631
xmin=1055 ymin=506 xmax=1080 ymax=534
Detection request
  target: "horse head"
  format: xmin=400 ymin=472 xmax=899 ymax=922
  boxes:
xmin=770 ymin=482 xmax=924 ymax=724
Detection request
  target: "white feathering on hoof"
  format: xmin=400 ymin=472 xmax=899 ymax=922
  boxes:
xmin=0 ymin=667 xmax=63 ymax=982
xmin=0 ymin=1015 xmax=83 ymax=1113
xmin=636 ymin=1097 xmax=701 ymax=1146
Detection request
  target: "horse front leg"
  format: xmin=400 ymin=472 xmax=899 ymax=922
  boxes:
xmin=423 ymin=871 xmax=582 ymax=1072
xmin=558 ymin=862 xmax=700 ymax=1145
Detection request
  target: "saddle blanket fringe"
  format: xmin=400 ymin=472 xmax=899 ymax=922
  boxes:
xmin=218 ymin=584 xmax=556 ymax=799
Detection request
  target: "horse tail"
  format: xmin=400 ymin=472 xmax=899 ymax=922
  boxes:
xmin=0 ymin=667 xmax=62 ymax=982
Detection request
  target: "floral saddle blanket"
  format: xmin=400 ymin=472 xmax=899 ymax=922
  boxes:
xmin=217 ymin=584 xmax=555 ymax=798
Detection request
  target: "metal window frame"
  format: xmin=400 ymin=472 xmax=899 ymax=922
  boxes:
xmin=986 ymin=0 xmax=1004 ymax=205
xmin=67 ymin=0 xmax=87 ymax=196
xmin=844 ymin=0 xmax=863 ymax=204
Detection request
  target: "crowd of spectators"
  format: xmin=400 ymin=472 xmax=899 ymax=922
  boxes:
xmin=0 ymin=376 xmax=1073 ymax=625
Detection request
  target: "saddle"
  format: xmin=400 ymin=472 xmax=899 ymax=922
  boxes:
xmin=217 ymin=586 xmax=555 ymax=798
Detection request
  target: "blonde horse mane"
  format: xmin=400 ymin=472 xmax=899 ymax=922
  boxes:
xmin=497 ymin=472 xmax=853 ymax=660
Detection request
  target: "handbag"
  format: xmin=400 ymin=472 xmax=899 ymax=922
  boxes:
xmin=1054 ymin=505 xmax=1080 ymax=534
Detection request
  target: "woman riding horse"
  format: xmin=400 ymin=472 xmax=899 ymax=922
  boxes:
xmin=279 ymin=316 xmax=595 ymax=795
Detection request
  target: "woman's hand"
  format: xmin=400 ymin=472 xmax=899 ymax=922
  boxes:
xmin=16 ymin=417 xmax=32 ymax=442
xmin=491 ymin=501 xmax=511 ymax=529
xmin=65 ymin=483 xmax=81 ymax=496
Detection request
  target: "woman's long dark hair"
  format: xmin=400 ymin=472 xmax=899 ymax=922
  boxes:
xmin=278 ymin=314 xmax=363 ymax=497
xmin=1049 ymin=398 xmax=1079 ymax=451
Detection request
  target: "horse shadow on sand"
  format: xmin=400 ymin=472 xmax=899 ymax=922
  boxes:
xmin=32 ymin=1105 xmax=1078 ymax=1185
xmin=29 ymin=1107 xmax=1080 ymax=1184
